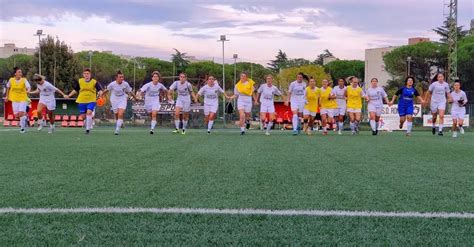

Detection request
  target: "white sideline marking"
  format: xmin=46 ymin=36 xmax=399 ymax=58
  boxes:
xmin=0 ymin=208 xmax=473 ymax=219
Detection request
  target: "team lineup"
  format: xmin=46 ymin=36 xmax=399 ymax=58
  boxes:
xmin=4 ymin=67 xmax=469 ymax=137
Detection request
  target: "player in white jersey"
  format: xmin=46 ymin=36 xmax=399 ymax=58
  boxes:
xmin=29 ymin=74 xmax=68 ymax=133
xmin=168 ymin=73 xmax=196 ymax=135
xmin=425 ymin=73 xmax=452 ymax=136
xmin=450 ymin=80 xmax=468 ymax=138
xmin=138 ymin=71 xmax=168 ymax=134
xmin=103 ymin=70 xmax=135 ymax=135
xmin=365 ymin=78 xmax=390 ymax=135
xmin=284 ymin=73 xmax=308 ymax=135
xmin=194 ymin=76 xmax=229 ymax=134
xmin=256 ymin=75 xmax=282 ymax=135
xmin=333 ymin=78 xmax=347 ymax=135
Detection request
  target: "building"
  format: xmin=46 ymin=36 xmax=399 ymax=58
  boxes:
xmin=408 ymin=37 xmax=430 ymax=45
xmin=0 ymin=43 xmax=36 ymax=58
xmin=323 ymin=55 xmax=337 ymax=65
xmin=364 ymin=47 xmax=396 ymax=87
xmin=470 ymin=19 xmax=474 ymax=35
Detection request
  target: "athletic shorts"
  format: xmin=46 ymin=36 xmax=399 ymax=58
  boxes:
xmin=303 ymin=109 xmax=316 ymax=117
xmin=430 ymin=101 xmax=446 ymax=113
xmin=204 ymin=103 xmax=218 ymax=115
xmin=12 ymin=101 xmax=27 ymax=114
xmin=260 ymin=103 xmax=275 ymax=114
xmin=111 ymin=98 xmax=127 ymax=113
xmin=347 ymin=108 xmax=362 ymax=113
xmin=176 ymin=99 xmax=191 ymax=112
xmin=320 ymin=108 xmax=336 ymax=118
xmin=368 ymin=104 xmax=383 ymax=117
xmin=398 ymin=104 xmax=413 ymax=117
xmin=238 ymin=99 xmax=252 ymax=113
xmin=451 ymin=108 xmax=466 ymax=120
xmin=145 ymin=100 xmax=160 ymax=112
xmin=78 ymin=102 xmax=96 ymax=114
xmin=335 ymin=107 xmax=346 ymax=116
xmin=290 ymin=99 xmax=305 ymax=112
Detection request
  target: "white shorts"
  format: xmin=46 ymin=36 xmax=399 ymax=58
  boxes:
xmin=12 ymin=101 xmax=27 ymax=114
xmin=347 ymin=108 xmax=362 ymax=113
xmin=260 ymin=103 xmax=275 ymax=114
xmin=451 ymin=108 xmax=466 ymax=120
xmin=38 ymin=99 xmax=56 ymax=111
xmin=176 ymin=99 xmax=191 ymax=112
xmin=145 ymin=100 xmax=161 ymax=112
xmin=335 ymin=107 xmax=346 ymax=116
xmin=368 ymin=104 xmax=383 ymax=116
xmin=238 ymin=99 xmax=252 ymax=113
xmin=204 ymin=104 xmax=218 ymax=115
xmin=290 ymin=100 xmax=305 ymax=112
xmin=303 ymin=109 xmax=316 ymax=117
xmin=430 ymin=101 xmax=446 ymax=113
xmin=320 ymin=108 xmax=336 ymax=118
xmin=111 ymin=98 xmax=127 ymax=113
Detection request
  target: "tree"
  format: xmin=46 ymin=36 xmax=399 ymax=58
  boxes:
xmin=0 ymin=54 xmax=35 ymax=82
xmin=287 ymin=58 xmax=312 ymax=67
xmin=432 ymin=17 xmax=469 ymax=43
xmin=171 ymin=48 xmax=190 ymax=73
xmin=457 ymin=35 xmax=474 ymax=90
xmin=324 ymin=60 xmax=364 ymax=82
xmin=276 ymin=65 xmax=331 ymax=90
xmin=314 ymin=49 xmax=334 ymax=65
xmin=267 ymin=49 xmax=289 ymax=73
xmin=35 ymin=35 xmax=80 ymax=91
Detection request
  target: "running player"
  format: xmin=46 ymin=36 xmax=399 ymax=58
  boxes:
xmin=29 ymin=74 xmax=68 ymax=133
xmin=302 ymin=77 xmax=319 ymax=135
xmin=229 ymin=72 xmax=255 ymax=135
xmin=168 ymin=73 xmax=196 ymax=135
xmin=389 ymin=76 xmax=425 ymax=136
xmin=5 ymin=67 xmax=31 ymax=133
xmin=319 ymin=79 xmax=337 ymax=135
xmin=450 ymin=80 xmax=468 ymax=138
xmin=284 ymin=73 xmax=308 ymax=135
xmin=138 ymin=71 xmax=168 ymax=134
xmin=194 ymin=76 xmax=229 ymax=134
xmin=366 ymin=78 xmax=390 ymax=135
xmin=425 ymin=73 xmax=452 ymax=136
xmin=333 ymin=78 xmax=347 ymax=135
xmin=68 ymin=68 xmax=103 ymax=134
xmin=256 ymin=75 xmax=282 ymax=136
xmin=346 ymin=76 xmax=365 ymax=135
xmin=102 ymin=70 xmax=135 ymax=135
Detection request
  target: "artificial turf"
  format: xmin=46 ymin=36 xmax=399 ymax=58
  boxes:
xmin=0 ymin=127 xmax=473 ymax=245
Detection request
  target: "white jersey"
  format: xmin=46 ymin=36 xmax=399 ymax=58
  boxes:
xmin=366 ymin=86 xmax=387 ymax=107
xmin=332 ymin=86 xmax=347 ymax=108
xmin=37 ymin=81 xmax=58 ymax=102
xmin=258 ymin=84 xmax=282 ymax=105
xmin=429 ymin=81 xmax=450 ymax=103
xmin=451 ymin=90 xmax=468 ymax=110
xmin=170 ymin=81 xmax=193 ymax=101
xmin=288 ymin=81 xmax=306 ymax=102
xmin=107 ymin=81 xmax=132 ymax=101
xmin=198 ymin=83 xmax=224 ymax=105
xmin=140 ymin=82 xmax=167 ymax=100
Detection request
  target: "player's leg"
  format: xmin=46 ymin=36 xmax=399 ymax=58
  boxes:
xmin=458 ymin=110 xmax=465 ymax=134
xmin=114 ymin=108 xmax=125 ymax=135
xmin=369 ymin=111 xmax=376 ymax=134
xmin=438 ymin=108 xmax=445 ymax=135
xmin=36 ymin=103 xmax=45 ymax=131
xmin=173 ymin=107 xmax=182 ymax=133
xmin=355 ymin=112 xmax=362 ymax=134
xmin=150 ymin=111 xmax=157 ymax=134
xmin=348 ymin=111 xmax=355 ymax=134
xmin=321 ymin=111 xmax=328 ymax=135
xmin=238 ymin=108 xmax=246 ymax=134
xmin=207 ymin=112 xmax=216 ymax=134
xmin=266 ymin=112 xmax=275 ymax=135
xmin=452 ymin=117 xmax=458 ymax=138
xmin=181 ymin=101 xmax=191 ymax=134
xmin=430 ymin=103 xmax=438 ymax=135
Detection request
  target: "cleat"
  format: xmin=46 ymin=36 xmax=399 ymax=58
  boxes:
xmin=245 ymin=121 xmax=250 ymax=130
xmin=181 ymin=130 xmax=186 ymax=135
xmin=292 ymin=130 xmax=298 ymax=136
xmin=432 ymin=127 xmax=436 ymax=135
xmin=351 ymin=131 xmax=356 ymax=135
xmin=150 ymin=129 xmax=154 ymax=135
xmin=438 ymin=131 xmax=443 ymax=136
xmin=338 ymin=130 xmax=342 ymax=135
xmin=372 ymin=130 xmax=377 ymax=135
xmin=114 ymin=130 xmax=119 ymax=135
xmin=406 ymin=132 xmax=411 ymax=137
xmin=48 ymin=128 xmax=54 ymax=134
xmin=37 ymin=122 xmax=43 ymax=131
xmin=85 ymin=129 xmax=90 ymax=135
xmin=460 ymin=127 xmax=465 ymax=135
xmin=240 ymin=131 xmax=245 ymax=135
xmin=265 ymin=132 xmax=270 ymax=136
xmin=452 ymin=131 xmax=458 ymax=138
xmin=207 ymin=130 xmax=211 ymax=135
xmin=172 ymin=129 xmax=179 ymax=134
xmin=399 ymin=123 xmax=403 ymax=129
xmin=20 ymin=129 xmax=25 ymax=134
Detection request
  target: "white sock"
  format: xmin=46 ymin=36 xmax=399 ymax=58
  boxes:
xmin=207 ymin=120 xmax=214 ymax=131
xmin=240 ymin=127 xmax=245 ymax=132
xmin=407 ymin=122 xmax=413 ymax=133
xmin=38 ymin=119 xmax=43 ymax=126
xmin=375 ymin=121 xmax=379 ymax=131
xmin=50 ymin=123 xmax=54 ymax=128
xmin=116 ymin=119 xmax=123 ymax=131
xmin=20 ymin=116 xmax=27 ymax=129
xmin=183 ymin=121 xmax=188 ymax=130
xmin=86 ymin=115 xmax=92 ymax=130
xmin=151 ymin=120 xmax=157 ymax=130
xmin=292 ymin=114 xmax=299 ymax=131
xmin=370 ymin=120 xmax=376 ymax=131
xmin=439 ymin=124 xmax=443 ymax=132
xmin=323 ymin=126 xmax=327 ymax=132
xmin=432 ymin=122 xmax=436 ymax=128
xmin=350 ymin=122 xmax=355 ymax=131
xmin=338 ymin=122 xmax=343 ymax=131
xmin=266 ymin=121 xmax=273 ymax=133
xmin=175 ymin=120 xmax=180 ymax=129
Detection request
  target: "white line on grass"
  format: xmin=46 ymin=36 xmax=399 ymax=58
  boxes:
xmin=0 ymin=208 xmax=473 ymax=219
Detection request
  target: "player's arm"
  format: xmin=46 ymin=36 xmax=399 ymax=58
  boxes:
xmin=4 ymin=86 xmax=10 ymax=102
xmin=29 ymin=88 xmax=40 ymax=95
xmin=55 ymin=88 xmax=68 ymax=98
xmin=68 ymin=81 xmax=80 ymax=98
xmin=95 ymin=82 xmax=104 ymax=98
xmin=285 ymin=86 xmax=292 ymax=106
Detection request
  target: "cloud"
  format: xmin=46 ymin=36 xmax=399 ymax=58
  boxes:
xmin=80 ymin=39 xmax=172 ymax=59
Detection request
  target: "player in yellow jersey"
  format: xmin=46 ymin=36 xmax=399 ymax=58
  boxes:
xmin=5 ymin=67 xmax=31 ymax=133
xmin=67 ymin=68 xmax=103 ymax=134
xmin=319 ymin=79 xmax=337 ymax=135
xmin=346 ymin=76 xmax=365 ymax=135
xmin=302 ymin=78 xmax=319 ymax=135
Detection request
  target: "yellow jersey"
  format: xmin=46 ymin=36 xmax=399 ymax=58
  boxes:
xmin=8 ymin=77 xmax=29 ymax=102
xmin=304 ymin=86 xmax=320 ymax=112
xmin=235 ymin=79 xmax=255 ymax=96
xmin=347 ymin=86 xmax=363 ymax=109
xmin=76 ymin=78 xmax=99 ymax=103
xmin=319 ymin=87 xmax=337 ymax=109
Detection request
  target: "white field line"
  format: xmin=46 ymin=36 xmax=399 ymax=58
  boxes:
xmin=0 ymin=208 xmax=473 ymax=219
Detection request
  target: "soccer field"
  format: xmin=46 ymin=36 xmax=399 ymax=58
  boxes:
xmin=0 ymin=127 xmax=473 ymax=245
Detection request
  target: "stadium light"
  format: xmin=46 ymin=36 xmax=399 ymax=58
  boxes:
xmin=34 ymin=30 xmax=45 ymax=75
xmin=218 ymin=35 xmax=229 ymax=127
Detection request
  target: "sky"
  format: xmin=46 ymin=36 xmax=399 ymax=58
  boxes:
xmin=0 ymin=0 xmax=472 ymax=64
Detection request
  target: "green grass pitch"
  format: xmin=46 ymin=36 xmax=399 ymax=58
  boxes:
xmin=0 ymin=127 xmax=473 ymax=245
